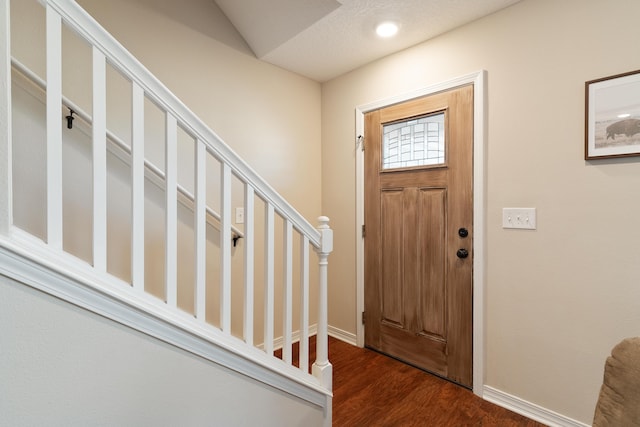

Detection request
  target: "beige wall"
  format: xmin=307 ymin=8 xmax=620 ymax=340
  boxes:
xmin=321 ymin=0 xmax=640 ymax=423
xmin=75 ymin=0 xmax=322 ymax=223
xmin=12 ymin=0 xmax=322 ymax=223
xmin=10 ymin=0 xmax=322 ymax=343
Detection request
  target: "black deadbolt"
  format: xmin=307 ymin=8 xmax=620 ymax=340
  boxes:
xmin=458 ymin=228 xmax=469 ymax=238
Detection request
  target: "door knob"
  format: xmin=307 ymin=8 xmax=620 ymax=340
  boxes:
xmin=456 ymin=248 xmax=469 ymax=259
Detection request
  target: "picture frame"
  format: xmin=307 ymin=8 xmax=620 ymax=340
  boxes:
xmin=585 ymin=69 xmax=640 ymax=160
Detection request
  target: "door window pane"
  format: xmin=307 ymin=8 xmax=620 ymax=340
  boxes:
xmin=382 ymin=113 xmax=445 ymax=169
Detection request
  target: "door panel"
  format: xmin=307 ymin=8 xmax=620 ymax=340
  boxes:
xmin=381 ymin=189 xmax=404 ymax=327
xmin=364 ymin=84 xmax=473 ymax=387
xmin=419 ymin=187 xmax=446 ymax=339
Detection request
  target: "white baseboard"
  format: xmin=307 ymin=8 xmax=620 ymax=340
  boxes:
xmin=270 ymin=324 xmax=319 ymax=351
xmin=483 ymin=386 xmax=590 ymax=427
xmin=267 ymin=324 xmax=357 ymax=350
xmin=328 ymin=325 xmax=357 ymax=345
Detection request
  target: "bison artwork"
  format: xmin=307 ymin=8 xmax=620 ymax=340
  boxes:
xmin=606 ymin=118 xmax=640 ymax=140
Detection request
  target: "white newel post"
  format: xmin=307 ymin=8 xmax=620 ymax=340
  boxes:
xmin=0 ymin=0 xmax=11 ymax=235
xmin=313 ymin=216 xmax=333 ymax=390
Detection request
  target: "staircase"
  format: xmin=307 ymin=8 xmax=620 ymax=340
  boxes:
xmin=0 ymin=0 xmax=332 ymax=424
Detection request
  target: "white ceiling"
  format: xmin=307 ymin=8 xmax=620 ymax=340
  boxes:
xmin=213 ymin=0 xmax=522 ymax=82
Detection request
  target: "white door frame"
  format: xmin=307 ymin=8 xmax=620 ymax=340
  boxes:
xmin=355 ymin=70 xmax=486 ymax=396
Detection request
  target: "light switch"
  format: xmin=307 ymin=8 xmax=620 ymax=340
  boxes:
xmin=502 ymin=208 xmax=536 ymax=230
xmin=235 ymin=207 xmax=244 ymax=224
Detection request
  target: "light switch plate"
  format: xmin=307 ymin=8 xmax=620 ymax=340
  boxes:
xmin=502 ymin=208 xmax=536 ymax=229
xmin=235 ymin=207 xmax=244 ymax=224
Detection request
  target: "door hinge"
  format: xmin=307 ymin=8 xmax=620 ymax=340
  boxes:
xmin=357 ymin=135 xmax=364 ymax=151
xmin=362 ymin=311 xmax=366 ymax=324
xmin=361 ymin=224 xmax=366 ymax=238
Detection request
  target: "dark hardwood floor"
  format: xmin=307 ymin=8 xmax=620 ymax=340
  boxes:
xmin=329 ymin=337 xmax=544 ymax=426
xmin=278 ymin=337 xmax=545 ymax=426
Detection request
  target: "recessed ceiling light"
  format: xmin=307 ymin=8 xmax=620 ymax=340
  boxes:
xmin=376 ymin=22 xmax=398 ymax=38
xmin=618 ymin=113 xmax=631 ymax=118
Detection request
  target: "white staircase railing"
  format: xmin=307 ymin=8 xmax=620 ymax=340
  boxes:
xmin=0 ymin=0 xmax=332 ymax=407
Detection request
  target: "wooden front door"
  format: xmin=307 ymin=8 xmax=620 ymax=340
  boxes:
xmin=364 ymin=84 xmax=473 ymax=387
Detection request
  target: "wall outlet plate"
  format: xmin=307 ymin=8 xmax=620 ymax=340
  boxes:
xmin=502 ymin=208 xmax=536 ymax=230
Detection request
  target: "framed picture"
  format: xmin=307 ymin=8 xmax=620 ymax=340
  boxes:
xmin=585 ymin=69 xmax=640 ymax=160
